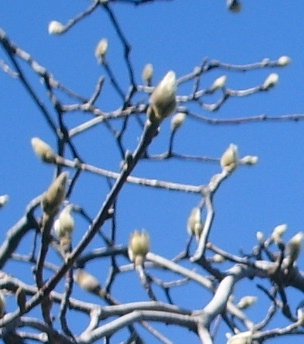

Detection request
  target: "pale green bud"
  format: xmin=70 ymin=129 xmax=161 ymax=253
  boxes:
xmin=31 ymin=137 xmax=56 ymax=163
xmin=171 ymin=112 xmax=186 ymax=131
xmin=220 ymin=144 xmax=238 ymax=173
xmin=95 ymin=38 xmax=108 ymax=63
xmin=187 ymin=207 xmax=204 ymax=240
xmin=149 ymin=71 xmax=177 ymax=122
xmin=48 ymin=21 xmax=64 ymax=35
xmin=142 ymin=63 xmax=153 ymax=85
xmin=42 ymin=172 xmax=68 ymax=216
xmin=277 ymin=56 xmax=291 ymax=67
xmin=128 ymin=230 xmax=150 ymax=265
xmin=237 ymin=296 xmax=257 ymax=310
xmin=262 ymin=73 xmax=279 ymax=90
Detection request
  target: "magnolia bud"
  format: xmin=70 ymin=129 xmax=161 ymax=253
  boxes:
xmin=171 ymin=112 xmax=186 ymax=131
xmin=286 ymin=232 xmax=303 ymax=266
xmin=74 ymin=269 xmax=102 ymax=296
xmin=149 ymin=71 xmax=177 ymax=122
xmin=239 ymin=155 xmax=258 ymax=166
xmin=0 ymin=195 xmax=9 ymax=208
xmin=128 ymin=230 xmax=150 ymax=266
xmin=42 ymin=172 xmax=68 ymax=216
xmin=227 ymin=331 xmax=252 ymax=344
xmin=54 ymin=205 xmax=74 ymax=239
xmin=0 ymin=292 xmax=5 ymax=318
xmin=48 ymin=21 xmax=64 ymax=35
xmin=212 ymin=254 xmax=225 ymax=263
xmin=227 ymin=0 xmax=242 ymax=13
xmin=210 ymin=75 xmax=227 ymax=91
xmin=262 ymin=73 xmax=279 ymax=90
xmin=31 ymin=137 xmax=56 ymax=163
xmin=95 ymin=38 xmax=108 ymax=63
xmin=142 ymin=63 xmax=154 ymax=86
xmin=277 ymin=56 xmax=291 ymax=67
xmin=256 ymin=231 xmax=265 ymax=244
xmin=271 ymin=224 xmax=287 ymax=244
xmin=237 ymin=296 xmax=257 ymax=310
xmin=187 ymin=207 xmax=204 ymax=240
xmin=16 ymin=287 xmax=27 ymax=313
xmin=220 ymin=144 xmax=238 ymax=173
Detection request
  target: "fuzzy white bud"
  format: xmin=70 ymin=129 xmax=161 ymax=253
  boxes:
xmin=277 ymin=56 xmax=291 ymax=67
xmin=0 ymin=195 xmax=9 ymax=208
xmin=262 ymin=73 xmax=279 ymax=90
xmin=171 ymin=112 xmax=186 ymax=131
xmin=31 ymin=137 xmax=56 ymax=163
xmin=95 ymin=39 xmax=108 ymax=63
xmin=239 ymin=155 xmax=258 ymax=166
xmin=149 ymin=71 xmax=177 ymax=122
xmin=237 ymin=296 xmax=257 ymax=310
xmin=48 ymin=21 xmax=64 ymax=35
xmin=142 ymin=63 xmax=153 ymax=85
xmin=210 ymin=75 xmax=227 ymax=91
xmin=256 ymin=231 xmax=265 ymax=244
xmin=212 ymin=254 xmax=225 ymax=263
xmin=187 ymin=207 xmax=204 ymax=240
xmin=42 ymin=172 xmax=68 ymax=216
xmin=220 ymin=144 xmax=238 ymax=173
xmin=54 ymin=205 xmax=74 ymax=239
xmin=227 ymin=331 xmax=252 ymax=344
xmin=74 ymin=269 xmax=102 ymax=295
xmin=286 ymin=232 xmax=303 ymax=266
xmin=271 ymin=224 xmax=287 ymax=244
xmin=128 ymin=230 xmax=150 ymax=265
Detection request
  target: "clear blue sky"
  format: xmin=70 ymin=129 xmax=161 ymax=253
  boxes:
xmin=1 ymin=1 xmax=304 ymax=343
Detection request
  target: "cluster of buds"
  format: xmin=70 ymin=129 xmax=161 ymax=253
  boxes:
xmin=41 ymin=172 xmax=68 ymax=216
xmin=187 ymin=207 xmax=204 ymax=241
xmin=128 ymin=230 xmax=150 ymax=266
xmin=148 ymin=71 xmax=177 ymax=123
xmin=31 ymin=137 xmax=56 ymax=163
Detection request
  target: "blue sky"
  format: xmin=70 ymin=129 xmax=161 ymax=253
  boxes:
xmin=1 ymin=1 xmax=304 ymax=343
